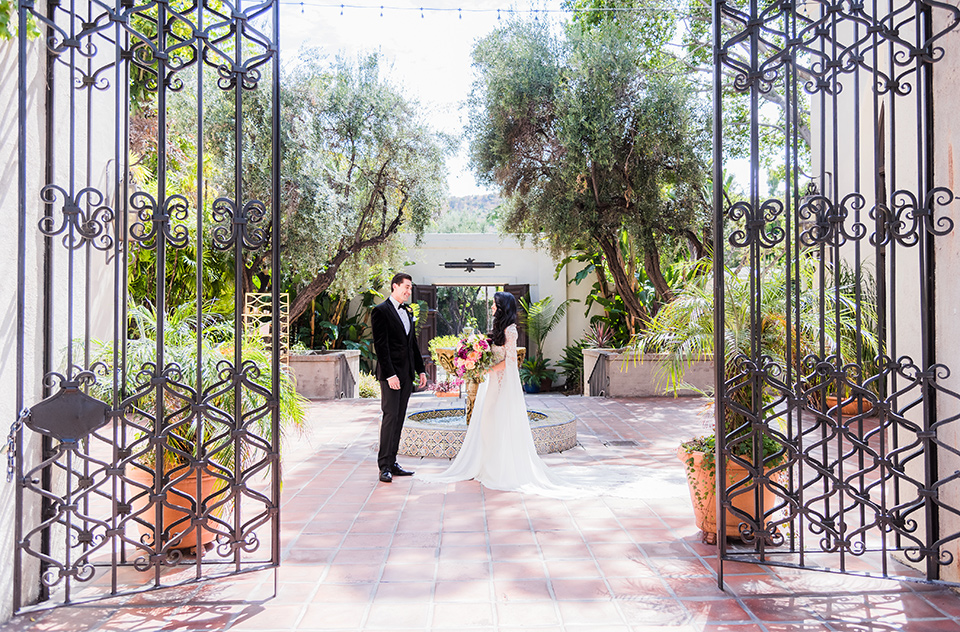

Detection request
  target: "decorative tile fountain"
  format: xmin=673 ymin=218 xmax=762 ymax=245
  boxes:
xmin=399 ymin=408 xmax=577 ymax=458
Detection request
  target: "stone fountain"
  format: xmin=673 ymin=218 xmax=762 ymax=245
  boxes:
xmin=400 ymin=344 xmax=577 ymax=458
xmin=399 ymin=407 xmax=578 ymax=459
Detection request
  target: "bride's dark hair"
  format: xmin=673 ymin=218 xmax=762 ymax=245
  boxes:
xmin=489 ymin=291 xmax=518 ymax=347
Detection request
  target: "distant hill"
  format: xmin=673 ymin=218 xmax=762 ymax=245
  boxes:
xmin=430 ymin=193 xmax=501 ymax=233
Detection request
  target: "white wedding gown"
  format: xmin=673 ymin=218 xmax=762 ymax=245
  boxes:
xmin=416 ymin=326 xmax=690 ymax=499
xmin=417 ymin=324 xmax=576 ymax=496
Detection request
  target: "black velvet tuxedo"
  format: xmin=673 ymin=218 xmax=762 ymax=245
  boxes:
xmin=371 ymin=298 xmax=426 ymax=472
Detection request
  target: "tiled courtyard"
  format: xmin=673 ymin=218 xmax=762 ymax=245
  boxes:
xmin=3 ymin=393 xmax=960 ymax=632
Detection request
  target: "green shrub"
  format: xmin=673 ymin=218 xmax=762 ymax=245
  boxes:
xmin=557 ymin=340 xmax=588 ymax=392
xmin=358 ymin=371 xmax=379 ymax=398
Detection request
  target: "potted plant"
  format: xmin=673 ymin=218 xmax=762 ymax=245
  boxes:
xmin=87 ymin=302 xmax=308 ymax=551
xmin=518 ymin=296 xmax=571 ymax=392
xmin=432 ymin=378 xmax=462 ymax=397
xmin=519 ymin=356 xmax=558 ymax=394
xmin=634 ymin=255 xmax=877 ymax=543
xmin=632 ymin=259 xmax=787 ymax=543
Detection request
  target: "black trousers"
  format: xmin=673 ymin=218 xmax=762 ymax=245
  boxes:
xmin=377 ymin=377 xmax=413 ymax=471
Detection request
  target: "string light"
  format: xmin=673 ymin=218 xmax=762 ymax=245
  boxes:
xmin=276 ymin=1 xmax=705 ymax=16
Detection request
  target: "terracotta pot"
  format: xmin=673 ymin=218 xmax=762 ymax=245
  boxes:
xmin=435 ymin=391 xmax=459 ymax=397
xmin=678 ymin=446 xmax=783 ymax=543
xmin=825 ymin=395 xmax=874 ymax=417
xmin=128 ymin=465 xmax=225 ymax=551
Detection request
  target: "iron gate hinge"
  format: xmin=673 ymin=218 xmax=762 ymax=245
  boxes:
xmin=5 ymin=408 xmax=30 ymax=483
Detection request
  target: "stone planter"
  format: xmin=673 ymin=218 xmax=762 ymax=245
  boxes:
xmin=583 ymin=349 xmax=714 ymax=397
xmin=289 ymin=350 xmax=360 ymax=399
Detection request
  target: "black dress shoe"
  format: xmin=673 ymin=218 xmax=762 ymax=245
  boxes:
xmin=379 ymin=470 xmax=393 ymax=483
xmin=390 ymin=463 xmax=414 ymax=476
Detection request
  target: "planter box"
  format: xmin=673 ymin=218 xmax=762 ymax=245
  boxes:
xmin=582 ymin=349 xmax=714 ymax=398
xmin=290 ymin=350 xmax=361 ymax=399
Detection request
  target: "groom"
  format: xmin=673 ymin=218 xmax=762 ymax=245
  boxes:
xmin=371 ymin=272 xmax=427 ymax=483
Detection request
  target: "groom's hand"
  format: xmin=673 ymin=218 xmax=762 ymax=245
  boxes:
xmin=418 ymin=373 xmax=427 ymax=389
xmin=387 ymin=376 xmax=400 ymax=390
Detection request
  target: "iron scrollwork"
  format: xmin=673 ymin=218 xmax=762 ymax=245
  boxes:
xmin=15 ymin=0 xmax=282 ymax=609
xmin=714 ymin=0 xmax=960 ymax=588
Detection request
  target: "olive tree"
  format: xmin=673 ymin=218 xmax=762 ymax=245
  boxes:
xmin=202 ymin=50 xmax=451 ymax=321
xmin=469 ymin=19 xmax=710 ymax=333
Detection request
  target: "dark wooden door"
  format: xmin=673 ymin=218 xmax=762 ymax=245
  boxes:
xmin=413 ymin=284 xmax=438 ymax=382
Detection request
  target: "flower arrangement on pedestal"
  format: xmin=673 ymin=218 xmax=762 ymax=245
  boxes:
xmin=453 ymin=333 xmax=496 ymax=423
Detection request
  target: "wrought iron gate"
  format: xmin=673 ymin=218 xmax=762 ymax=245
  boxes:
xmin=713 ymin=0 xmax=960 ymax=585
xmin=13 ymin=0 xmax=282 ymax=610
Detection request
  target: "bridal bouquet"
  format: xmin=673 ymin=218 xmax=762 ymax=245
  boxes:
xmin=453 ymin=333 xmax=495 ymax=382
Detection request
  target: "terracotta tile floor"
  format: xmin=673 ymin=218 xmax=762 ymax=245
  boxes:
xmin=4 ymin=394 xmax=960 ymax=632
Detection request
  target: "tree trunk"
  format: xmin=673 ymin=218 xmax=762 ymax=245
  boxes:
xmin=288 ymin=212 xmax=404 ymax=322
xmin=596 ymin=234 xmax=648 ymax=336
xmin=643 ymin=242 xmax=674 ymax=309
xmin=683 ymin=229 xmax=708 ymax=260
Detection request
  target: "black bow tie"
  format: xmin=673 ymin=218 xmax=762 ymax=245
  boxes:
xmin=399 ymin=304 xmax=412 ymax=313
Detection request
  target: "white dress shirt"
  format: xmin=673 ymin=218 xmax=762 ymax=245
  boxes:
xmin=389 ymin=296 xmax=411 ymax=335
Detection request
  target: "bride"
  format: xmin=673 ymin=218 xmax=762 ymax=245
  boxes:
xmin=416 ymin=291 xmax=575 ymax=496
xmin=417 ymin=291 xmax=690 ymax=500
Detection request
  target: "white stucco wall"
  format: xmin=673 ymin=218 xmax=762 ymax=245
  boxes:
xmin=0 ymin=37 xmax=46 ymax=623
xmin=1 ymin=27 xmax=120 ymax=618
xmin=402 ymin=233 xmax=602 ymax=381
xmin=933 ymin=9 xmax=960 ymax=583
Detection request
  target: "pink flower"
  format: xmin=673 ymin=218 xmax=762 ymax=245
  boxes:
xmin=465 ymin=360 xmax=476 ymax=370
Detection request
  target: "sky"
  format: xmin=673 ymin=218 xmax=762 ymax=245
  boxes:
xmin=277 ymin=0 xmax=564 ymax=197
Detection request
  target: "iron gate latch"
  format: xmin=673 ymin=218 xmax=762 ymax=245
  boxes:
xmin=26 ymin=384 xmax=111 ymax=443
xmin=7 ymin=385 xmax=111 ymax=482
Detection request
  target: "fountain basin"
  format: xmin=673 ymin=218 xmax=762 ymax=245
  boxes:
xmin=399 ymin=408 xmax=577 ymax=459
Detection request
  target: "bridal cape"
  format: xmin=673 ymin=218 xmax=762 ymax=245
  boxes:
xmin=416 ymin=325 xmax=687 ymax=500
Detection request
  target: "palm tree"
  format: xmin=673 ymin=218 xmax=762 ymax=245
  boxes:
xmin=518 ymin=296 xmax=572 ymax=389
xmin=518 ymin=296 xmax=572 ymax=362
xmin=632 ymin=253 xmax=879 ymax=454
